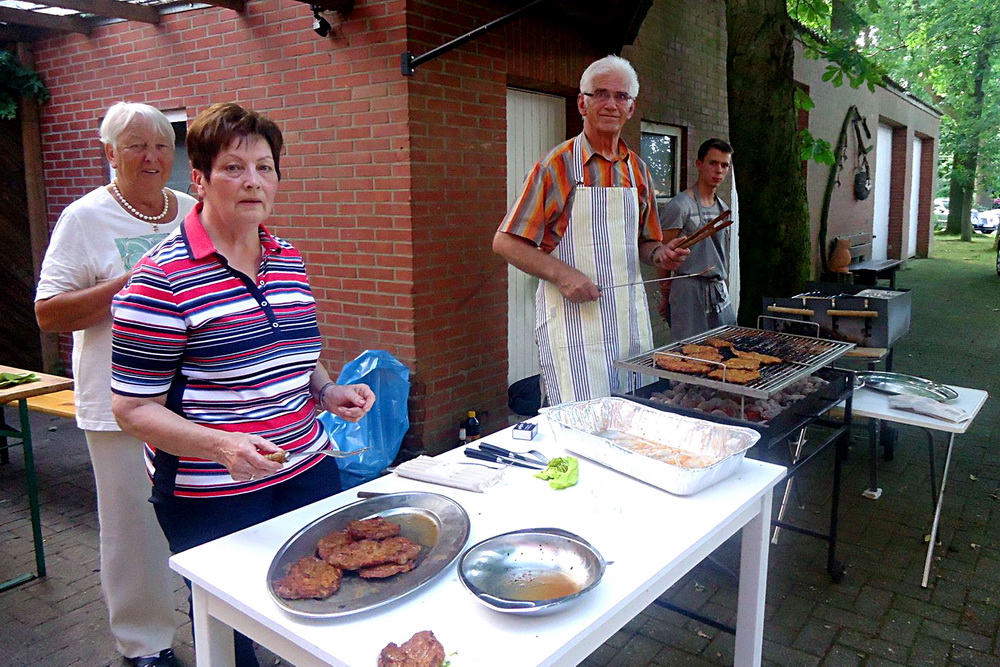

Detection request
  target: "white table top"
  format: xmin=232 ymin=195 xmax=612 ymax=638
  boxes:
xmin=849 ymin=384 xmax=989 ymax=434
xmin=171 ymin=418 xmax=786 ymax=667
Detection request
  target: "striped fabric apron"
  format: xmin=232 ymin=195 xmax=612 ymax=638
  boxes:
xmin=536 ymin=139 xmax=653 ymax=404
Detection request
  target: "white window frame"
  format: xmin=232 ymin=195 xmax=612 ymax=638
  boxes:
xmin=640 ymin=121 xmax=682 ymax=202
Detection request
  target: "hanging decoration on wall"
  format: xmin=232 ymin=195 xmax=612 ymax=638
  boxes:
xmin=852 ymin=116 xmax=873 ymax=200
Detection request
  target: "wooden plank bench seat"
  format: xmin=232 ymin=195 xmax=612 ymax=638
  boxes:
xmin=25 ymin=389 xmax=76 ymax=420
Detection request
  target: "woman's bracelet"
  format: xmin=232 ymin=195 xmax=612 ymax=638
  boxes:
xmin=314 ymin=381 xmax=336 ymax=405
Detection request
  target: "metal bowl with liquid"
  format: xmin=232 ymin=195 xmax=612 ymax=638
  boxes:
xmin=458 ymin=528 xmax=605 ymax=615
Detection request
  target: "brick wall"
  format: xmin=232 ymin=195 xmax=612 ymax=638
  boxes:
xmin=887 ymin=125 xmax=908 ymax=258
xmin=32 ymin=0 xmax=426 ymax=434
xmin=917 ymin=136 xmax=935 ymax=258
xmin=27 ymin=0 xmax=740 ymax=452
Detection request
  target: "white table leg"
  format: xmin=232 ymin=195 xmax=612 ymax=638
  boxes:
xmin=734 ymin=492 xmax=772 ymax=667
xmin=921 ymin=433 xmax=956 ymax=588
xmin=193 ymin=585 xmax=236 ymax=667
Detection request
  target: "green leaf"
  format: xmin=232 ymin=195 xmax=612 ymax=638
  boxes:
xmin=534 ymin=456 xmax=579 ymax=490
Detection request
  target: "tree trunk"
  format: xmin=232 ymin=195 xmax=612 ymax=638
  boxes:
xmin=945 ymin=152 xmax=975 ymax=240
xmin=943 ymin=16 xmax=990 ymax=242
xmin=726 ymin=0 xmax=811 ymax=322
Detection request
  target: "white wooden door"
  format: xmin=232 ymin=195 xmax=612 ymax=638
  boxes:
xmin=907 ymin=136 xmax=922 ymax=258
xmin=872 ymin=124 xmax=893 ymax=260
xmin=506 ymin=89 xmax=565 ymax=386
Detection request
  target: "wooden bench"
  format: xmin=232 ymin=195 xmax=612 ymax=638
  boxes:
xmin=833 ymin=232 xmax=903 ymax=288
xmin=25 ymin=389 xmax=76 ymax=420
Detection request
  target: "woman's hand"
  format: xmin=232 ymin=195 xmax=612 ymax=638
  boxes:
xmin=212 ymin=431 xmax=285 ymax=482
xmin=321 ymin=383 xmax=376 ymax=423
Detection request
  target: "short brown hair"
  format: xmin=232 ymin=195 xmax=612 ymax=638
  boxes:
xmin=186 ymin=102 xmax=283 ymax=180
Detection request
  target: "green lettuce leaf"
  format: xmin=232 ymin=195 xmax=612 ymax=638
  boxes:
xmin=534 ymin=456 xmax=579 ymax=489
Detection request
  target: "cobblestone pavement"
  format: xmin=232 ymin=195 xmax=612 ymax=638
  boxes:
xmin=2 ymin=250 xmax=998 ymax=666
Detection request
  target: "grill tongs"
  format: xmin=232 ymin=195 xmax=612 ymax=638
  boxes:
xmin=677 ymin=208 xmax=733 ymax=249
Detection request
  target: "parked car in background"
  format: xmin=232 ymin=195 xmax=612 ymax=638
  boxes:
xmin=933 ymin=197 xmax=949 ymax=216
xmin=973 ymin=209 xmax=1000 ymax=234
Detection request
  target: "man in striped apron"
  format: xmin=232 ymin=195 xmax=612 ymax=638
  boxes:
xmin=494 ymin=56 xmax=689 ymax=404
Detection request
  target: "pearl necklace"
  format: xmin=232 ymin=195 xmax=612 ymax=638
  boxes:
xmin=111 ymin=180 xmax=170 ymax=230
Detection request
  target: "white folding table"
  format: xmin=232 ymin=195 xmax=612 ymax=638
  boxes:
xmin=849 ymin=384 xmax=988 ymax=587
xmin=170 ymin=419 xmax=786 ymax=667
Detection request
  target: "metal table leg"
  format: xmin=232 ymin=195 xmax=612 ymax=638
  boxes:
xmin=921 ymin=432 xmax=955 ymax=588
xmin=0 ymin=399 xmax=47 ymax=591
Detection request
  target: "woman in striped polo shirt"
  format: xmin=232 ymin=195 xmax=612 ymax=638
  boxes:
xmin=111 ymin=102 xmax=375 ymax=667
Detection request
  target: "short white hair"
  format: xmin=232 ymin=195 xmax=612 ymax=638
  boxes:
xmin=99 ymin=102 xmax=175 ymax=148
xmin=579 ymin=55 xmax=639 ymax=98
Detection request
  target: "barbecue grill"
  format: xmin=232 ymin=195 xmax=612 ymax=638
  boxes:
xmin=614 ymin=328 xmax=857 ymax=583
xmin=614 ymin=324 xmax=856 ymax=400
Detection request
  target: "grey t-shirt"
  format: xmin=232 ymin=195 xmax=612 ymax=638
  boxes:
xmin=658 ymin=190 xmax=729 ymax=280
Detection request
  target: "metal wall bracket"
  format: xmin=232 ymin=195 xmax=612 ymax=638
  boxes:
xmin=401 ymin=0 xmax=548 ymax=76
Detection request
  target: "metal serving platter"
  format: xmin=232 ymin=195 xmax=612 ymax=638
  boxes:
xmin=266 ymin=492 xmax=470 ymax=618
xmin=856 ymin=371 xmax=959 ymax=402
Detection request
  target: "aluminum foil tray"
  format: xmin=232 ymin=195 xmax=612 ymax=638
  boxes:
xmin=540 ymin=397 xmax=761 ymax=496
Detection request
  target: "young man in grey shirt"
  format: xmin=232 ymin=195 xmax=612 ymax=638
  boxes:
xmin=658 ymin=138 xmax=736 ymax=340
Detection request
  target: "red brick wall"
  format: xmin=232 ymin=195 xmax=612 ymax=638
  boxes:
xmin=625 ymin=0 xmax=729 ymax=184
xmin=887 ymin=125 xmax=908 ymax=258
xmin=917 ymin=136 xmax=935 ymax=258
xmin=32 ymin=0 xmax=425 ymax=434
xmin=28 ymin=0 xmax=737 ymax=452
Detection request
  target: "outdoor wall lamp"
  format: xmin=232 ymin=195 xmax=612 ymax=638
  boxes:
xmin=310 ymin=0 xmax=354 ymax=37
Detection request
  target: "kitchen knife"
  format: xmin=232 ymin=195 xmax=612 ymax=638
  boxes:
xmin=464 ymin=447 xmax=545 ymax=470
xmin=477 ymin=442 xmax=546 ymax=464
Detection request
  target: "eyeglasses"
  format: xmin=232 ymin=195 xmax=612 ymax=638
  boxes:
xmin=582 ymin=89 xmax=634 ymax=105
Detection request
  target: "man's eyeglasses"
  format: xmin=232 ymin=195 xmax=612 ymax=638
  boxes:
xmin=583 ymin=89 xmax=634 ymax=105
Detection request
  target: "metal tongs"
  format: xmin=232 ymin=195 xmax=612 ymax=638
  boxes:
xmin=599 ymin=266 xmax=714 ymax=291
xmin=677 ymin=208 xmax=733 ymax=249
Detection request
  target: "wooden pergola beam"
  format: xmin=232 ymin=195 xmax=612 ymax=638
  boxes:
xmin=0 ymin=6 xmax=92 ymax=34
xmin=199 ymin=0 xmax=247 ymax=13
xmin=39 ymin=0 xmax=161 ymax=24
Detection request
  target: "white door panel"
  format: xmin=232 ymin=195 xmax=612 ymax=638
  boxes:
xmin=506 ymin=89 xmax=565 ymax=386
xmin=872 ymin=124 xmax=893 ymax=260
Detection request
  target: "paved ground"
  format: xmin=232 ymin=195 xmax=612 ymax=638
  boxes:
xmin=1 ymin=236 xmax=998 ymax=666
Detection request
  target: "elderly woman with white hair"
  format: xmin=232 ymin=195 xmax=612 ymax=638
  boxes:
xmin=35 ymin=102 xmax=196 ymax=667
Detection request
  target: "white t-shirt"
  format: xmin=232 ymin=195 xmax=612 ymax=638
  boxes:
xmin=35 ymin=186 xmax=197 ymax=431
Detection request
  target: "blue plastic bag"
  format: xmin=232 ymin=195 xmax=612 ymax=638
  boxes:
xmin=318 ymin=350 xmax=410 ymax=489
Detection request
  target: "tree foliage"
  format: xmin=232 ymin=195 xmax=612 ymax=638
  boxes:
xmin=0 ymin=51 xmax=50 ymax=120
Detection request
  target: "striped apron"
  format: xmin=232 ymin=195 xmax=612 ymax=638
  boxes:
xmin=536 ymin=139 xmax=653 ymax=404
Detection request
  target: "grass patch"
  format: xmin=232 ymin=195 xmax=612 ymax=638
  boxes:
xmin=930 ymin=232 xmax=998 ymax=266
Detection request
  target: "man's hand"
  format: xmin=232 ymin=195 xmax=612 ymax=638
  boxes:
xmin=556 ymin=266 xmax=602 ymax=303
xmin=653 ymin=236 xmax=690 ymax=272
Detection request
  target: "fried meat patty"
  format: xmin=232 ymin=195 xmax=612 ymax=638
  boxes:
xmin=721 ymin=357 xmax=760 ymax=370
xmin=377 ymin=630 xmax=446 ymax=667
xmin=705 ymin=337 xmax=735 ymax=349
xmin=653 ymin=352 xmax=713 ymax=374
xmin=680 ymin=344 xmax=724 ymax=361
xmin=316 ymin=530 xmax=353 ymax=561
xmin=347 ymin=517 xmax=402 ymax=541
xmin=322 ymin=536 xmax=422 ymax=571
xmin=733 ymin=349 xmax=782 ymax=365
xmin=359 ymin=559 xmax=418 ymax=579
xmin=708 ymin=368 xmax=761 ymax=384
xmin=273 ymin=556 xmax=343 ymax=600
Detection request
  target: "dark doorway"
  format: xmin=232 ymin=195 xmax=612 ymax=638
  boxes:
xmin=0 ymin=116 xmax=44 ymax=371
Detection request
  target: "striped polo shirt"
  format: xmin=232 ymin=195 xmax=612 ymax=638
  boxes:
xmin=111 ymin=204 xmax=330 ymax=498
xmin=499 ymin=133 xmax=662 ymax=253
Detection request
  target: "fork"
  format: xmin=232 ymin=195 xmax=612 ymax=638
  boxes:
xmin=265 ymin=447 xmax=368 ymax=463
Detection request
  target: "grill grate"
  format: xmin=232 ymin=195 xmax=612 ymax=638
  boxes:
xmin=614 ymin=325 xmax=856 ymax=399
